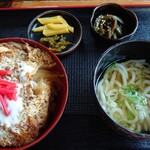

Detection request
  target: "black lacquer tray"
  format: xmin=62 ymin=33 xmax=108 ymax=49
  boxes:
xmin=0 ymin=7 xmax=150 ymax=149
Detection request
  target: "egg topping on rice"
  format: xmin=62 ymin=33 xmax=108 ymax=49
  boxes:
xmin=0 ymin=42 xmax=62 ymax=147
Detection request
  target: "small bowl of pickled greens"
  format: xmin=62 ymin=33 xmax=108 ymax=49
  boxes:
xmin=90 ymin=3 xmax=138 ymax=44
xmin=93 ymin=40 xmax=150 ymax=139
xmin=28 ymin=10 xmax=82 ymax=57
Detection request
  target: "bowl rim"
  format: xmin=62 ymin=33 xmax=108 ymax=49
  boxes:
xmin=27 ymin=9 xmax=83 ymax=57
xmin=0 ymin=37 xmax=69 ymax=149
xmin=90 ymin=3 xmax=138 ymax=41
xmin=93 ymin=40 xmax=150 ymax=139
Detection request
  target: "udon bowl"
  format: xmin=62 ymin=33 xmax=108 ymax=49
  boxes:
xmin=93 ymin=40 xmax=150 ymax=139
xmin=0 ymin=38 xmax=68 ymax=149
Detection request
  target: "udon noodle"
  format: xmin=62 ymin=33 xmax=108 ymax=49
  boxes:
xmin=96 ymin=59 xmax=150 ymax=133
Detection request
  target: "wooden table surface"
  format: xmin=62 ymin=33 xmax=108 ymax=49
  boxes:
xmin=0 ymin=0 xmax=150 ymax=10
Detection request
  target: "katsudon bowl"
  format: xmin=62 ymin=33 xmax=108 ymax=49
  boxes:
xmin=93 ymin=40 xmax=150 ymax=139
xmin=0 ymin=38 xmax=68 ymax=149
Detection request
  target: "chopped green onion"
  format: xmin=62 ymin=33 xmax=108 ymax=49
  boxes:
xmin=119 ymin=85 xmax=147 ymax=105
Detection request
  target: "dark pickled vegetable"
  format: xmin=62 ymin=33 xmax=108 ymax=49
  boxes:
xmin=40 ymin=35 xmax=72 ymax=53
xmin=94 ymin=14 xmax=124 ymax=39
